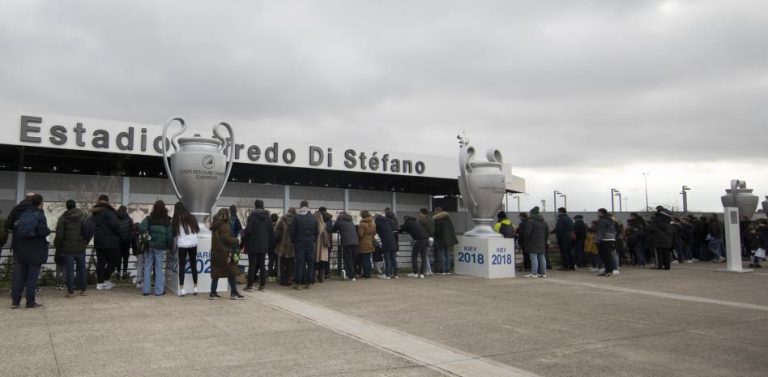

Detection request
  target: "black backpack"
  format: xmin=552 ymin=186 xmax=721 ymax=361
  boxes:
xmin=15 ymin=208 xmax=41 ymax=238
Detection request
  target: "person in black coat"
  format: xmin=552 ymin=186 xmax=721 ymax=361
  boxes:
xmin=268 ymin=213 xmax=279 ymax=281
xmin=116 ymin=205 xmax=133 ymax=279
xmin=243 ymin=200 xmax=273 ymax=291
xmin=10 ymin=194 xmax=50 ymax=309
xmin=552 ymin=207 xmax=575 ymax=271
xmin=375 ymin=213 xmax=398 ymax=279
xmin=332 ymin=211 xmax=358 ymax=281
xmin=91 ymin=195 xmax=122 ymax=290
xmin=645 ymin=206 xmax=676 ymax=270
xmin=399 ymin=216 xmax=429 ymax=278
xmin=291 ymin=200 xmax=317 ymax=289
xmin=517 ymin=213 xmax=531 ymax=271
xmin=573 ymin=215 xmax=588 ymax=268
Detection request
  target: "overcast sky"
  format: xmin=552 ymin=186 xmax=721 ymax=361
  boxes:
xmin=1 ymin=0 xmax=766 ymax=213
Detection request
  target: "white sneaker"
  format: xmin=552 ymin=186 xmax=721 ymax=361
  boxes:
xmin=178 ymin=288 xmax=186 ymax=297
xmin=351 ymin=278 xmax=356 ymax=282
xmin=136 ymin=283 xmax=143 ymax=288
xmin=612 ymin=270 xmax=620 ymax=275
xmin=524 ymin=273 xmax=538 ymax=278
xmin=341 ymin=271 xmax=347 ymax=280
xmin=598 ymin=268 xmax=605 ymax=274
xmin=406 ymin=273 xmax=418 ymax=278
xmin=685 ymin=260 xmax=694 ymax=264
xmin=193 ymin=286 xmax=198 ymax=295
xmin=671 ymin=260 xmax=679 ymax=264
xmin=418 ymin=274 xmax=425 ymax=279
xmin=589 ymin=267 xmax=598 ymax=272
xmin=539 ymin=274 xmax=547 ymax=278
xmin=96 ymin=283 xmax=104 ymax=290
xmin=103 ymin=281 xmax=113 ymax=289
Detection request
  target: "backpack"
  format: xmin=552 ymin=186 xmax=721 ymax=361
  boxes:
xmin=15 ymin=208 xmax=41 ymax=238
xmin=499 ymin=223 xmax=516 ymax=238
xmin=81 ymin=216 xmax=95 ymax=243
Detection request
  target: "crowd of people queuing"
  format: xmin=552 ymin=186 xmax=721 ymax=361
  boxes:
xmin=498 ymin=204 xmax=768 ymax=279
xmin=0 ymin=192 xmax=461 ymax=308
xmin=3 ymin=191 xmax=766 ymax=308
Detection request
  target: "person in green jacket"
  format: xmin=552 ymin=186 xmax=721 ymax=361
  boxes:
xmin=54 ymin=200 xmax=89 ymax=298
xmin=433 ymin=207 xmax=458 ymax=274
xmin=139 ymin=200 xmax=172 ymax=296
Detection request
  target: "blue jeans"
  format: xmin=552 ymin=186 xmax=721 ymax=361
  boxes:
xmin=143 ymin=248 xmax=166 ymax=295
xmin=293 ymin=243 xmax=315 ymax=285
xmin=530 ymin=252 xmax=546 ymax=275
xmin=64 ymin=252 xmax=87 ymax=293
xmin=11 ymin=263 xmax=41 ymax=306
xmin=634 ymin=241 xmax=646 ymax=266
xmin=436 ymin=245 xmax=451 ymax=273
xmin=383 ymin=248 xmax=397 ymax=277
xmin=708 ymin=239 xmax=724 ymax=259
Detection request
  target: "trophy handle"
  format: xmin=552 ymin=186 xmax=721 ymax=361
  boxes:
xmin=212 ymin=121 xmax=234 ymax=201
xmin=459 ymin=145 xmax=479 ymax=209
xmin=162 ymin=117 xmax=186 ymax=199
xmin=485 ymin=148 xmax=503 ymax=166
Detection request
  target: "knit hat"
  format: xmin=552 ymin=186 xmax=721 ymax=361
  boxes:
xmin=530 ymin=206 xmax=540 ymax=215
xmin=497 ymin=211 xmax=507 ymax=220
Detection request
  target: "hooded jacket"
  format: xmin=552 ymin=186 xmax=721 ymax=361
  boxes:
xmin=244 ymin=208 xmax=273 ymax=254
xmin=210 ymin=216 xmax=240 ymax=278
xmin=522 ymin=214 xmax=549 ymax=254
xmin=54 ymin=208 xmax=88 ymax=254
xmin=645 ymin=214 xmax=675 ymax=249
xmin=291 ymin=207 xmax=318 ymax=247
xmin=433 ymin=211 xmax=458 ymax=247
xmin=375 ymin=214 xmax=397 ymax=251
xmin=91 ymin=202 xmax=121 ymax=250
xmin=400 ymin=216 xmax=429 ymax=241
xmin=357 ymin=216 xmax=376 ymax=253
xmin=332 ymin=213 xmax=358 ymax=247
xmin=274 ymin=212 xmax=295 ymax=258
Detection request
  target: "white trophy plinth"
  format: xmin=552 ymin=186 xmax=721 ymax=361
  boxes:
xmin=455 ymin=236 xmax=516 ymax=278
xmin=718 ymin=207 xmax=753 ymax=274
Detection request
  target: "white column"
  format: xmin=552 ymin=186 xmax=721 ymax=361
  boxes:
xmin=122 ymin=177 xmax=130 ymax=206
xmin=344 ymin=189 xmax=350 ymax=212
xmin=16 ymin=171 xmax=25 ymax=203
xmin=719 ymin=207 xmax=752 ymax=273
xmin=283 ymin=185 xmax=290 ymax=214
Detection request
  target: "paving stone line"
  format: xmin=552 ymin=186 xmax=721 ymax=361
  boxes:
xmin=249 ymin=291 xmax=540 ymax=377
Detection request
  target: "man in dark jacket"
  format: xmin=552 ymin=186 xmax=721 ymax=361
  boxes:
xmin=332 ymin=211 xmax=359 ymax=281
xmin=646 ymin=206 xmax=676 ymax=270
xmin=11 ymin=194 xmax=50 ymax=308
xmin=522 ymin=207 xmax=549 ymax=277
xmin=243 ymin=200 xmax=273 ymax=291
xmin=54 ymin=199 xmax=89 ymax=297
xmin=596 ymin=208 xmax=617 ymax=276
xmin=375 ymin=213 xmax=398 ymax=279
xmin=291 ymin=200 xmax=317 ymax=289
xmin=400 ymin=215 xmax=430 ymax=278
xmin=552 ymin=207 xmax=575 ymax=271
xmin=91 ymin=194 xmax=121 ymax=290
xmin=116 ymin=205 xmax=133 ymax=279
xmin=318 ymin=207 xmax=334 ymax=281
xmin=433 ymin=207 xmax=458 ymax=274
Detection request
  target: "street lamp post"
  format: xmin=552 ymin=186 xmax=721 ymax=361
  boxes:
xmin=642 ymin=172 xmax=650 ymax=211
xmin=615 ymin=190 xmax=622 ymax=212
xmin=559 ymin=193 xmax=567 ymax=209
xmin=681 ymin=185 xmax=691 ymax=214
xmin=553 ymin=190 xmax=561 ymax=212
xmin=610 ymin=188 xmax=619 ymax=212
xmin=541 ymin=199 xmax=546 ymax=213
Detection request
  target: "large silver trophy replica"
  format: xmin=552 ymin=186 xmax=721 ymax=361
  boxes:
xmin=161 ymin=117 xmax=235 ymax=293
xmin=162 ymin=117 xmax=234 ymax=223
xmin=457 ymin=134 xmax=507 ymax=237
xmin=720 ymin=179 xmax=759 ymax=221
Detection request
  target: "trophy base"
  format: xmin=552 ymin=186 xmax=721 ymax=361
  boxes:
xmin=463 ymin=220 xmax=503 ymax=238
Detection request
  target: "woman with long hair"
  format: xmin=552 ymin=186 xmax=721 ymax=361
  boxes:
xmin=172 ymin=202 xmax=200 ymax=296
xmin=209 ymin=208 xmax=244 ymax=300
xmin=139 ymin=200 xmax=172 ymax=296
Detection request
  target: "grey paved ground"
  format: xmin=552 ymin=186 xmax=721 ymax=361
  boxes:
xmin=2 ymin=262 xmax=767 ymax=376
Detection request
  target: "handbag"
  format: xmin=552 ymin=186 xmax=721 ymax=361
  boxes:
xmin=135 ymin=231 xmax=149 ymax=255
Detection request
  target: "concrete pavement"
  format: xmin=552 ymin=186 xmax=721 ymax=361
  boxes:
xmin=2 ymin=261 xmax=767 ymax=376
